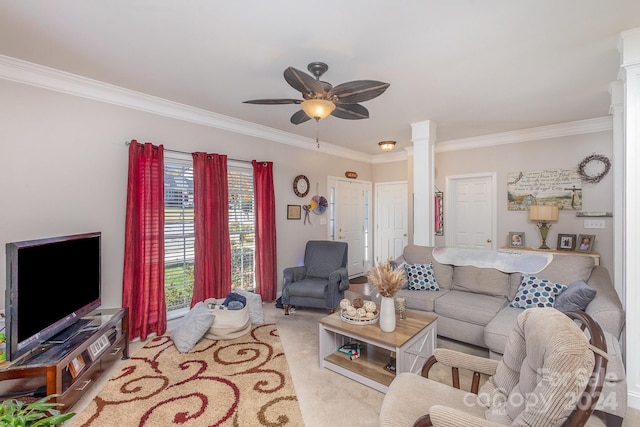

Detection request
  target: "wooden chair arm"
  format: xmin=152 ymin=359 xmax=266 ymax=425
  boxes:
xmin=413 ymin=414 xmax=432 ymax=427
xmin=420 ymin=350 xmax=494 ymax=394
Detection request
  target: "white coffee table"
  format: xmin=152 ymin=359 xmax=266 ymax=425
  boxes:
xmin=318 ymin=310 xmax=437 ymax=393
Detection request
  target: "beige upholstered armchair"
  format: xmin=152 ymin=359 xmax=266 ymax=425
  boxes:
xmin=379 ymin=308 xmax=608 ymax=427
xmin=281 ymin=240 xmax=349 ymax=315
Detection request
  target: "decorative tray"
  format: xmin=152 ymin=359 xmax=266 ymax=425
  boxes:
xmin=340 ymin=310 xmax=379 ymax=325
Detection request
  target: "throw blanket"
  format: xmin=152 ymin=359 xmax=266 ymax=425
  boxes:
xmin=432 ymin=247 xmax=552 ymax=274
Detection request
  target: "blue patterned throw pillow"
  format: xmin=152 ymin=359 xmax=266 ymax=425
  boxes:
xmin=406 ymin=263 xmax=439 ymax=291
xmin=510 ymin=274 xmax=567 ymax=309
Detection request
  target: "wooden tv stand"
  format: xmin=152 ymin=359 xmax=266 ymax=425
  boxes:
xmin=0 ymin=307 xmax=128 ymax=410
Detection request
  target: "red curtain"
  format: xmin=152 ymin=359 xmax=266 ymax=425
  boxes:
xmin=252 ymin=160 xmax=277 ymax=301
xmin=122 ymin=140 xmax=166 ymax=341
xmin=191 ymin=153 xmax=231 ymax=305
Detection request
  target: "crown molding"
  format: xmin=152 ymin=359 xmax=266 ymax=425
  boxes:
xmin=435 ymin=117 xmax=613 ymax=153
xmin=0 ymin=54 xmax=612 ymax=162
xmin=0 ymin=54 xmax=373 ymax=163
xmin=619 ymin=27 xmax=640 ymax=68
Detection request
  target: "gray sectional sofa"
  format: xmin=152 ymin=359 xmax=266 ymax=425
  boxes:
xmin=393 ymin=245 xmax=624 ymax=359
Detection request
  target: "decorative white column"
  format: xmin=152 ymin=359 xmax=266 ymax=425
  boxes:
xmin=411 ymin=120 xmax=437 ymax=246
xmin=619 ymin=26 xmax=640 ymax=411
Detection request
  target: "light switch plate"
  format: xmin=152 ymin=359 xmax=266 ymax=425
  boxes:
xmin=584 ymin=219 xmax=606 ymax=229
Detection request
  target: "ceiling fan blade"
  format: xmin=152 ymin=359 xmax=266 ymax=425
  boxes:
xmin=284 ymin=67 xmax=326 ymax=97
xmin=320 ymin=81 xmax=333 ymax=92
xmin=331 ymin=103 xmax=369 ymax=120
xmin=328 ymin=80 xmax=390 ymax=104
xmin=243 ymin=98 xmax=302 ymax=105
xmin=290 ymin=109 xmax=312 ymax=125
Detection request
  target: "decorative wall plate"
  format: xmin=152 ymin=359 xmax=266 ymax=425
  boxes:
xmin=293 ymin=175 xmax=309 ymax=197
xmin=310 ymin=195 xmax=328 ymax=214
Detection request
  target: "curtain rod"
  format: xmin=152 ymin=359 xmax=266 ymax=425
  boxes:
xmin=124 ymin=140 xmax=252 ymax=164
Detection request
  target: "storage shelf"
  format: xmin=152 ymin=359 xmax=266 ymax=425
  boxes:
xmin=499 ymin=246 xmax=600 ymax=265
xmin=319 ymin=310 xmax=437 ymax=393
xmin=324 ymin=344 xmax=394 ymax=387
xmin=0 ymin=308 xmax=129 ymax=410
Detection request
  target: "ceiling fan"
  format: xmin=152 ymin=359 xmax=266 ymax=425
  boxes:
xmin=243 ymin=62 xmax=390 ymax=125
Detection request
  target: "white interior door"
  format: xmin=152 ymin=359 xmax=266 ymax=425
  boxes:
xmin=375 ymin=182 xmax=408 ymax=263
xmin=335 ymin=179 xmax=370 ymax=277
xmin=446 ymin=174 xmax=497 ymax=249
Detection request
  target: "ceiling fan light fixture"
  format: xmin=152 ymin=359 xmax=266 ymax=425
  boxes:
xmin=378 ymin=141 xmax=396 ymax=152
xmin=301 ymin=99 xmax=335 ymax=120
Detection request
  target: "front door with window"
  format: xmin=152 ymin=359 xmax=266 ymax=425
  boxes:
xmin=330 ymin=179 xmax=371 ymax=277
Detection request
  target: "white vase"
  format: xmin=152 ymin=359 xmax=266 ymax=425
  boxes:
xmin=379 ymin=296 xmax=396 ymax=332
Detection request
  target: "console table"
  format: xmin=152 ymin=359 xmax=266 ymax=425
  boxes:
xmin=0 ymin=307 xmax=128 ymax=410
xmin=499 ymin=246 xmax=600 ymax=265
xmin=319 ymin=310 xmax=437 ymax=393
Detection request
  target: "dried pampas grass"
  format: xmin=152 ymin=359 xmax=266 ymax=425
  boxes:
xmin=368 ymin=260 xmax=405 ymax=298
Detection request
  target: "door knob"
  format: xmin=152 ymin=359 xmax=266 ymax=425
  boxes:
xmin=403 ymin=233 xmax=407 ymax=237
xmin=486 ymin=238 xmax=492 ymax=243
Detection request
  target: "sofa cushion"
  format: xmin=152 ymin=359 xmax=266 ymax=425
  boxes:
xmin=284 ymin=277 xmax=327 ymax=298
xmin=435 ymin=290 xmax=507 ymax=326
xmin=484 ymin=306 xmax=523 ymax=355
xmin=406 ymin=263 xmax=440 ymax=291
xmin=451 ymin=265 xmax=511 ymax=297
xmin=507 ymin=272 xmax=523 ymax=301
xmin=553 ymin=280 xmax=596 ymax=313
xmin=510 ymin=274 xmax=567 ymax=309
xmin=535 ymin=254 xmax=594 ymax=284
xmin=402 ymin=245 xmax=453 ymax=289
xmin=397 ymin=288 xmax=448 ymax=312
xmin=391 ymin=261 xmax=410 ymax=289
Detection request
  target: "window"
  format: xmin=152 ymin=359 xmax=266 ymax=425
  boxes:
xmin=163 ymin=155 xmax=255 ymax=315
xmin=164 ymin=156 xmax=195 ymax=313
xmin=228 ymin=163 xmax=256 ymax=290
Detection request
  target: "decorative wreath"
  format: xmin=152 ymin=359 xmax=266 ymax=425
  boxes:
xmin=577 ymin=154 xmax=611 ymax=184
xmin=310 ymin=195 xmax=328 ymax=215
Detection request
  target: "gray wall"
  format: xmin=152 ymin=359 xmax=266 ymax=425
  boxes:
xmin=0 ymin=79 xmax=373 ymax=308
xmin=434 ymin=131 xmax=614 ymax=273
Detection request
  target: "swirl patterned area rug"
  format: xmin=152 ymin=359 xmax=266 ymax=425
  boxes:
xmin=70 ymin=324 xmax=304 ymax=427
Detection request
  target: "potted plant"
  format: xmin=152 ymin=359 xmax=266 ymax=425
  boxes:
xmin=0 ymin=394 xmax=75 ymax=426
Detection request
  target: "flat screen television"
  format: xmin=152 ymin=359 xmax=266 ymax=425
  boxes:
xmin=5 ymin=232 xmax=101 ymax=361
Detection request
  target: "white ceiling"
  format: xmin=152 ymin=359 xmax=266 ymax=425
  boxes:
xmin=1 ymin=1 xmax=639 ymax=155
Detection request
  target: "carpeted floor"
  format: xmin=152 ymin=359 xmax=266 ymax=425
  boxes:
xmin=69 ymin=323 xmax=302 ymax=427
xmin=65 ymin=304 xmax=640 ymax=427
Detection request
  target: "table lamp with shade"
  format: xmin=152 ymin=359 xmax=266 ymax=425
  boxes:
xmin=529 ymin=205 xmax=559 ymax=249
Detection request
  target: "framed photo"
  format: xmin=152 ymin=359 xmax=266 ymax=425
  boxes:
xmin=287 ymin=205 xmax=301 ymax=220
xmin=508 ymin=232 xmax=525 ymax=248
xmin=69 ymin=354 xmax=86 ymax=379
xmin=557 ymin=234 xmax=577 ymax=251
xmin=576 ymin=234 xmax=596 ymax=253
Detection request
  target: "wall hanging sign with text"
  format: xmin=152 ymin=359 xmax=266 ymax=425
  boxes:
xmin=507 ymin=169 xmax=582 ymax=211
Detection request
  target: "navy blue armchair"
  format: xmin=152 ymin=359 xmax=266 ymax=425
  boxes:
xmin=281 ymin=241 xmax=349 ymax=315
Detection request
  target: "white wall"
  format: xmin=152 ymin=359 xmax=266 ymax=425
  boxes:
xmin=0 ymin=79 xmax=373 ymax=308
xmin=433 ymin=131 xmax=614 ymax=274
